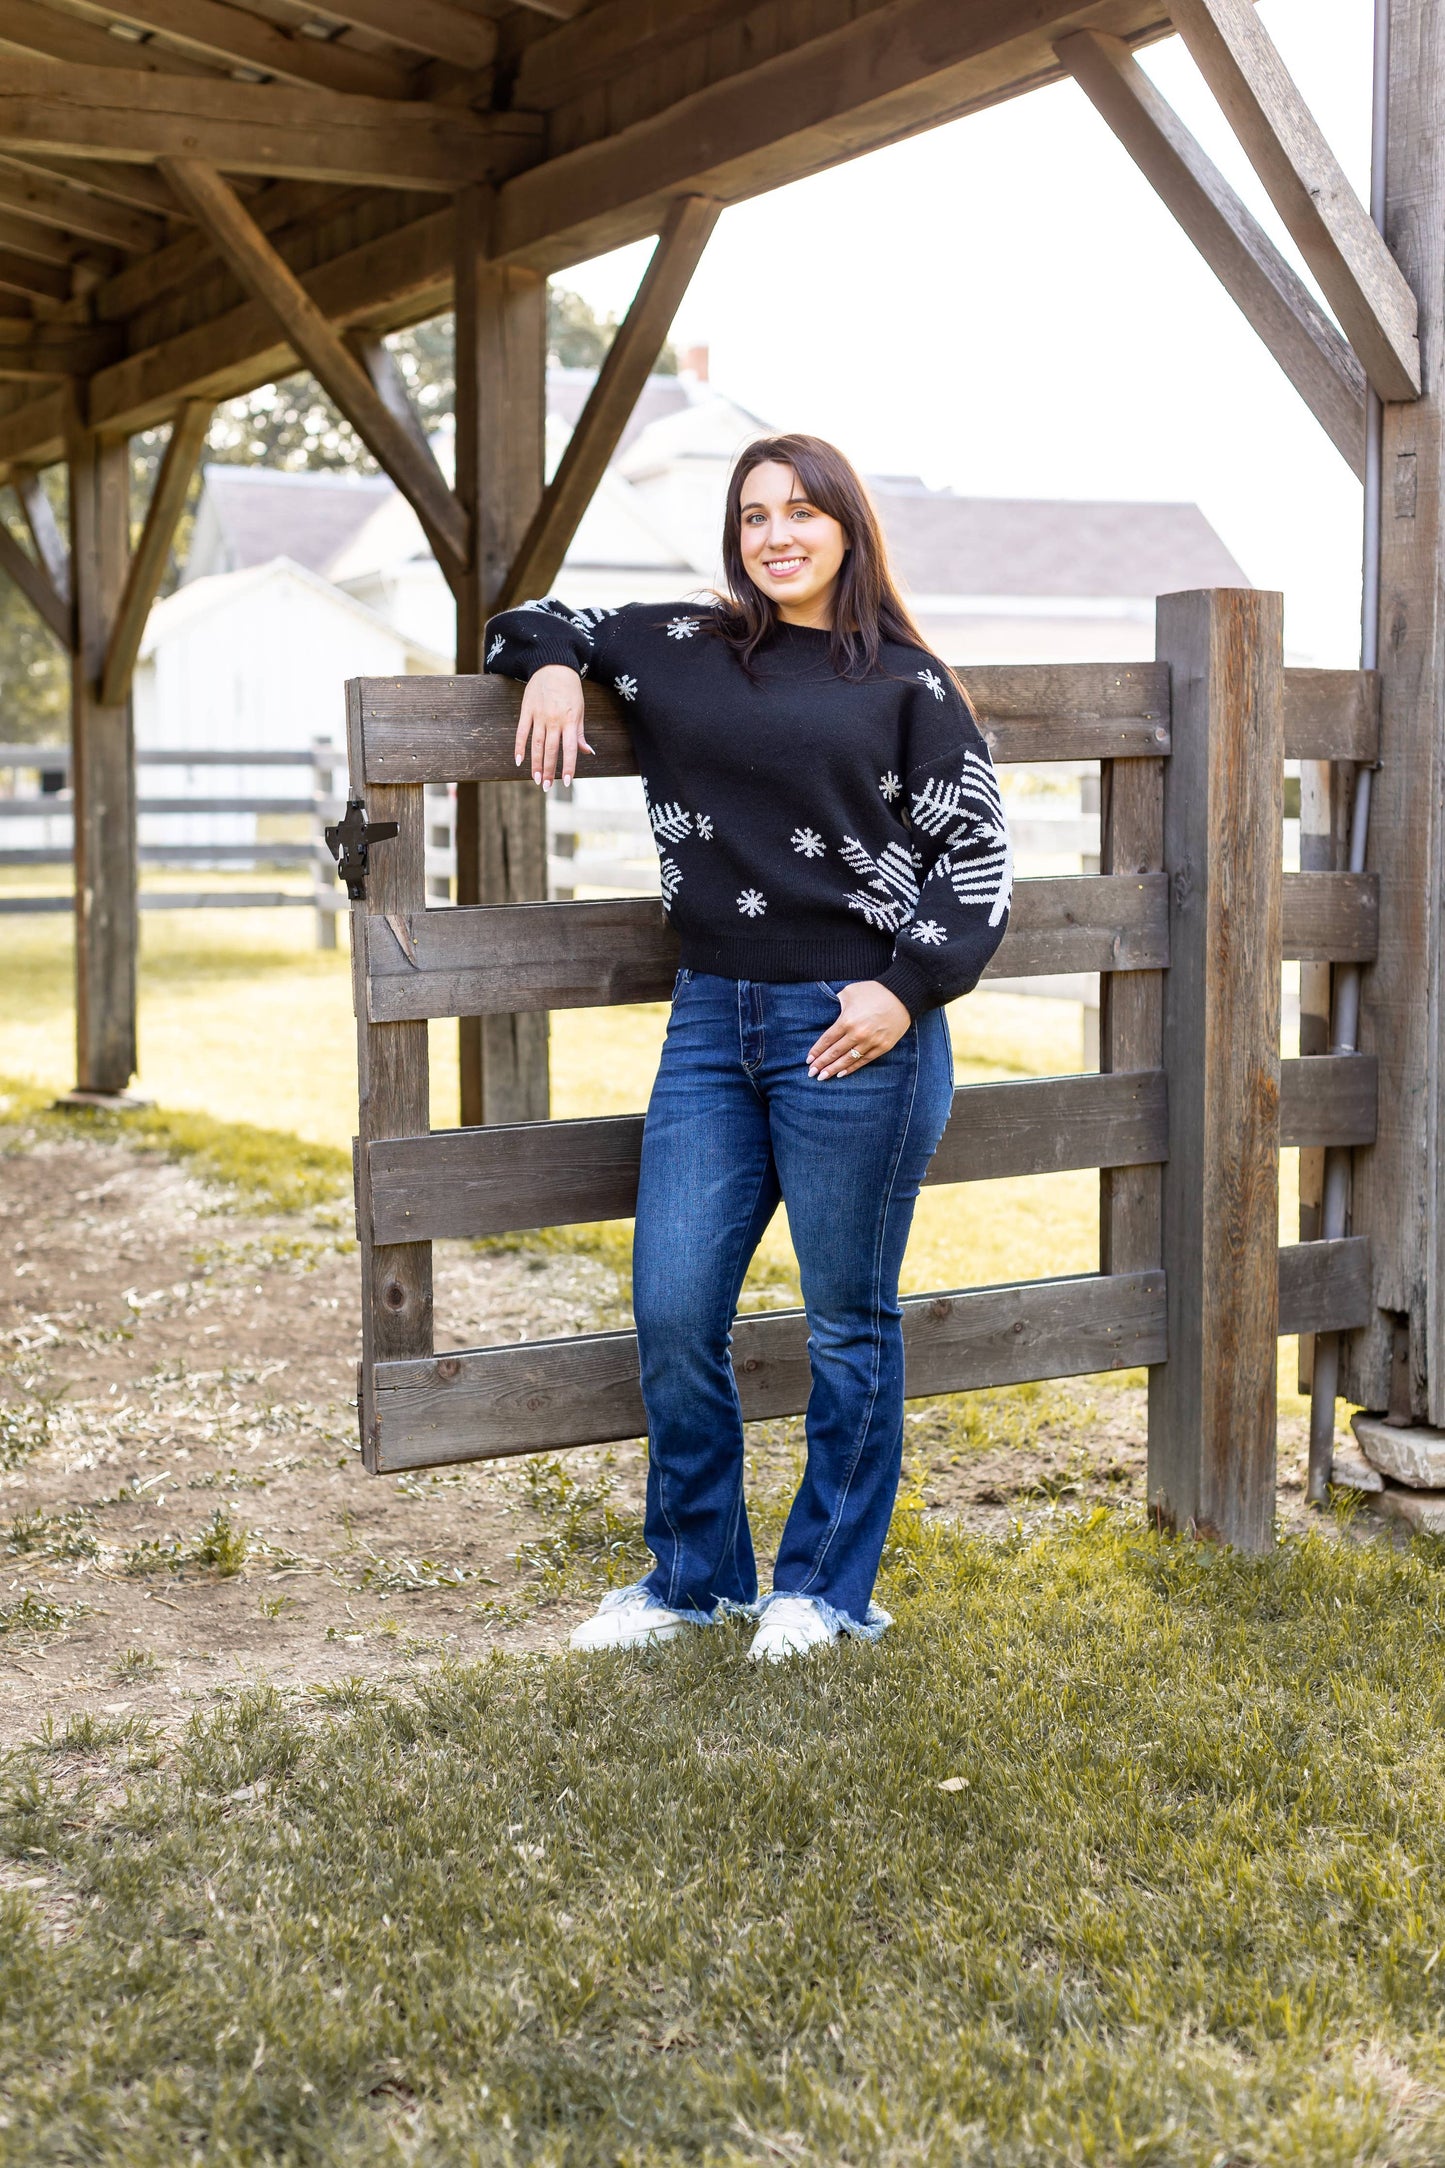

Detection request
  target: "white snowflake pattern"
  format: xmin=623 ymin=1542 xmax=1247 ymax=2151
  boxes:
xmin=838 ymin=835 xmax=920 ymax=932
xmin=878 ymin=771 xmax=901 ymax=802
xmin=695 ymin=813 xmax=713 ymax=840
xmin=614 ymin=674 xmax=639 ymax=702
xmin=737 ymin=888 xmax=767 ymax=919
xmin=650 ymin=799 xmax=693 ymax=845
xmin=914 ymin=749 xmax=1012 ymax=928
xmin=908 ymin=919 xmax=948 ymax=946
xmin=791 ymin=826 xmax=825 ymax=859
xmin=485 ymin=633 xmax=505 ymax=664
xmin=917 ymin=668 xmax=946 ymax=702
xmin=666 ymin=616 xmax=701 ymax=640
xmin=658 ymin=854 xmax=682 ymax=909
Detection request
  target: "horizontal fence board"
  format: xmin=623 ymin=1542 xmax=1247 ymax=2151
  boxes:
xmin=363 ymin=875 xmax=1170 ymax=1022
xmin=0 ymin=747 xmax=331 ymax=771
xmin=367 ymin=1054 xmax=1376 ymax=1244
xmin=368 ymin=1069 xmax=1172 ymax=1244
xmin=353 ymin=664 xmax=1173 ymax=785
xmin=1279 ymin=1053 xmax=1377 ymax=1148
xmin=1281 ymin=871 xmax=1378 ymax=961
xmin=369 ymin=1268 xmax=1170 ymax=1469
xmin=1282 ymin=669 xmax=1380 ymax=762
xmin=1277 ymin=1237 xmax=1371 ymax=1334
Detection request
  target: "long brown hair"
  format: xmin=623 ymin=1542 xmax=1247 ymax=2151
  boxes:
xmin=717 ymin=432 xmax=932 ymax=681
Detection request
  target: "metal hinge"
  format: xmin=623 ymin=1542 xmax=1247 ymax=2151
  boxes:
xmin=325 ymin=799 xmax=398 ymax=901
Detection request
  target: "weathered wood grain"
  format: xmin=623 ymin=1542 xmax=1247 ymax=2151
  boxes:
xmin=1281 ymin=871 xmax=1377 ymax=962
xmin=362 ymin=876 xmax=1172 ymax=1023
xmin=1283 ymin=668 xmax=1381 ymax=761
xmin=453 ymin=213 xmax=551 ymax=1126
xmin=0 ymin=512 xmax=68 ymax=642
xmin=369 ymin=1269 xmax=1171 ymax=1470
xmin=1150 ymin=587 xmax=1283 ymax=1553
xmin=1296 ymin=750 xmax=1352 ymax=1389
xmin=1278 ymin=1236 xmax=1372 ymax=1336
xmin=347 ymin=686 xmax=432 ymax=1474
xmin=1280 ymin=1053 xmax=1377 ymax=1150
xmin=351 ymin=663 xmax=1172 ymax=784
xmin=99 ymin=396 xmax=209 ymax=707
xmin=1099 ymin=752 xmax=1164 ymax=1277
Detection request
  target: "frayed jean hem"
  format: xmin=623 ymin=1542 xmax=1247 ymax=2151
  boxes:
xmin=612 ymin=1580 xmax=747 ymax=1627
xmin=754 ymin=1591 xmax=893 ymax=1643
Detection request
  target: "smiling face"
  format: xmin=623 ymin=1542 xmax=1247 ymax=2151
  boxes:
xmin=737 ymin=460 xmax=850 ymax=629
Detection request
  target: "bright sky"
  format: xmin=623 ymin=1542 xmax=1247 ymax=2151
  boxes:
xmin=560 ymin=0 xmax=1372 ymax=665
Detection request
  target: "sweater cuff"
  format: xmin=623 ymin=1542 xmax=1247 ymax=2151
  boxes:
xmin=877 ymin=954 xmax=937 ymax=1019
xmin=512 ymin=642 xmax=587 ymax=681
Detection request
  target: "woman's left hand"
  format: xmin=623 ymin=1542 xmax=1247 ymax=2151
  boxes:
xmin=808 ymin=981 xmax=912 ymax=1079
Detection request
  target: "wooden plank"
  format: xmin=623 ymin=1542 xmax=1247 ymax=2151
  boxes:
xmin=1283 ymin=667 xmax=1380 ymax=760
xmin=160 ymin=159 xmax=466 ymax=584
xmin=498 ymin=192 xmax=721 ymax=606
xmin=1278 ymin=1237 xmax=1372 ymax=1336
xmin=368 ymin=1068 xmax=1173 ymax=1245
xmin=67 ymin=396 xmax=137 ymax=1095
xmin=0 ymin=206 xmax=80 ymax=268
xmin=1280 ymin=1053 xmax=1377 ymax=1151
xmin=1057 ymin=28 xmax=1366 ymax=477
xmin=347 ymin=686 xmax=432 ymax=1474
xmin=1099 ymin=750 xmax=1164 ymax=1277
xmin=351 ymin=663 xmax=1172 ymax=785
xmin=369 ymin=1269 xmax=1171 ymax=1469
xmin=454 ymin=192 xmax=551 ymax=1127
xmin=0 ymin=245 xmax=69 ymax=301
xmin=362 ymin=874 xmax=1172 ymax=1024
xmin=0 ymin=506 xmax=68 ymax=640
xmin=1168 ymin=0 xmax=1419 ymax=402
xmin=1149 ymin=587 xmax=1284 ymax=1554
xmin=1296 ymin=750 xmax=1351 ymax=1388
xmin=0 ymin=161 xmax=163 ymax=253
xmin=69 ymin=0 xmax=415 ymax=98
xmin=1347 ymin=0 xmax=1442 ymax=1423
xmin=0 ymin=383 xmax=64 ymax=473
xmin=99 ymin=396 xmax=209 ymax=707
xmin=93 ymin=176 xmax=365 ymax=327
xmin=1281 ymin=871 xmax=1378 ymax=963
xmin=10 ymin=152 xmax=196 ymax=218
xmin=0 ymin=56 xmax=536 ymax=191
xmin=0 ymin=0 xmax=215 ymax=76
xmin=11 ymin=464 xmax=67 ymax=603
xmin=315 ymin=0 xmax=498 ymax=69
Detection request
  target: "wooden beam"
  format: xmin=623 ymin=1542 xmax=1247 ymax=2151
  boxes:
xmin=99 ymin=396 xmax=208 ymax=707
xmin=94 ymin=177 xmax=347 ymax=325
xmin=0 ymin=207 xmax=86 ymax=268
xmin=0 ymin=160 xmax=165 ymax=252
xmin=0 ymin=504 xmax=68 ymax=638
xmin=67 ymin=396 xmax=137 ymax=1095
xmin=1149 ymin=587 xmax=1284 ymax=1553
xmin=0 ymin=246 xmax=69 ymax=301
xmin=498 ymin=192 xmax=720 ymax=607
xmin=65 ymin=0 xmax=416 ymax=99
xmin=9 ymin=152 xmax=194 ymax=220
xmin=1056 ymin=29 xmax=1365 ymax=477
xmin=1168 ymin=0 xmax=1420 ymax=402
xmin=343 ymin=326 xmax=442 ymax=493
xmin=314 ymin=0 xmax=498 ymax=71
xmin=160 ymin=158 xmax=465 ymax=582
xmin=14 ymin=461 xmax=69 ymax=603
xmin=0 ymin=384 xmax=65 ymax=474
xmin=0 ymin=317 xmax=118 ymax=376
xmin=0 ymin=0 xmax=214 ymax=76
xmin=0 ymin=56 xmax=538 ymax=191
xmin=454 ymin=183 xmax=549 ymax=1126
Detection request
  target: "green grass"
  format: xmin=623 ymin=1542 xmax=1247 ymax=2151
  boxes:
xmin=4 ymin=1509 xmax=1445 ymax=2164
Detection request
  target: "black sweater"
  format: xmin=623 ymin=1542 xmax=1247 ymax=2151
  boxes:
xmin=483 ymin=597 xmax=1012 ymax=1016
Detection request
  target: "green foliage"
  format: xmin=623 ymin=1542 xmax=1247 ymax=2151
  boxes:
xmin=0 ymin=1393 xmax=54 ymax=1473
xmin=124 ymin=1508 xmax=249 ymax=1580
xmin=7 ymin=1518 xmax=1445 ymax=2160
xmin=0 ymin=1075 xmax=350 ymax=1214
xmin=0 ymin=495 xmax=66 ymax=743
xmin=0 ymin=1590 xmax=86 ymax=1637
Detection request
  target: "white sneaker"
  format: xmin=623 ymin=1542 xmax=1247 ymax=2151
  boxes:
xmin=569 ymin=1591 xmax=692 ymax=1652
xmin=747 ymin=1595 xmax=837 ymax=1664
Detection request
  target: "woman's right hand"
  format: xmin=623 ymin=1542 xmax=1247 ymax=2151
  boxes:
xmin=513 ymin=663 xmax=593 ymax=789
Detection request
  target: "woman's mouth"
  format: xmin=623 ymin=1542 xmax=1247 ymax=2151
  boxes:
xmin=764 ymin=556 xmax=808 ymax=579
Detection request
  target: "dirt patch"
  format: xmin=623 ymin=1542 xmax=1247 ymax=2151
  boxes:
xmin=0 ymin=1123 xmax=1359 ymax=1748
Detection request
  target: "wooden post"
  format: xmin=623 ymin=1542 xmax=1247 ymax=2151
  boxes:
xmin=1346 ymin=0 xmax=1444 ymax=1424
xmin=453 ymin=185 xmax=549 ymax=1128
xmin=1297 ymin=753 xmax=1350 ymax=1388
xmin=1099 ymin=753 xmax=1164 ymax=1276
xmin=1149 ymin=588 xmax=1284 ymax=1552
xmin=66 ymin=403 xmax=137 ymax=1099
xmin=346 ymin=687 xmax=431 ymax=1472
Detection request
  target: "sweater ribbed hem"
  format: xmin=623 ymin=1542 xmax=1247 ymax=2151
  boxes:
xmin=516 ymin=642 xmax=586 ymax=679
xmin=677 ymin=928 xmax=893 ymax=984
xmin=876 ymin=954 xmax=939 ymax=1019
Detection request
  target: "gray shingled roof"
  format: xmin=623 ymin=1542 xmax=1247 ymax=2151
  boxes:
xmin=192 ymin=466 xmax=392 ymax=580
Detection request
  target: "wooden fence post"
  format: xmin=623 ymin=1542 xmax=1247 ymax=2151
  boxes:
xmin=1149 ymin=588 xmax=1284 ymax=1552
xmin=1099 ymin=752 xmax=1164 ymax=1276
xmin=347 ymin=684 xmax=432 ymax=1471
xmin=66 ymin=408 xmax=137 ymax=1099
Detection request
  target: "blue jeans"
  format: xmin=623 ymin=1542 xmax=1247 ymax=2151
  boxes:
xmin=631 ymin=972 xmax=954 ymax=1634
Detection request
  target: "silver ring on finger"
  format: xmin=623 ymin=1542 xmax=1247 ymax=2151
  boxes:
xmin=847 ymin=1046 xmax=862 ymax=1062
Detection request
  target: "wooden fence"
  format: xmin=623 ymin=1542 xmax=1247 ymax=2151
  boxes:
xmin=343 ymin=589 xmax=1379 ymax=1551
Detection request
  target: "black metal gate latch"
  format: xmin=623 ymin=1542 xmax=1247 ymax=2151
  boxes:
xmin=325 ymin=799 xmax=399 ymax=901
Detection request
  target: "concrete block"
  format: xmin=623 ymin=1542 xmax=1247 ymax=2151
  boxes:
xmin=1369 ymin=1484 xmax=1445 ymax=1536
xmin=1353 ymin=1414 xmax=1445 ymax=1490
xmin=1329 ymin=1449 xmax=1384 ymax=1493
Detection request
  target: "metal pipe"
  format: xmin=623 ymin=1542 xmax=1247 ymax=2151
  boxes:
xmin=1306 ymin=0 xmax=1391 ymax=1503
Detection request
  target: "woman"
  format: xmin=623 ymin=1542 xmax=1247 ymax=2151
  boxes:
xmin=485 ymin=434 xmax=1011 ymax=1662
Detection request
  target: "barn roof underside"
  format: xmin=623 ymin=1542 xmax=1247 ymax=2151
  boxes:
xmin=0 ymin=0 xmax=1184 ymax=479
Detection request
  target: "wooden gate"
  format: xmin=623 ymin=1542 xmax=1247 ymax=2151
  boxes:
xmin=340 ymin=588 xmax=1379 ymax=1552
